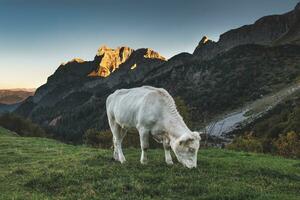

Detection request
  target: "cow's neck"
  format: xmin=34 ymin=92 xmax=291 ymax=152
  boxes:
xmin=165 ymin=116 xmax=190 ymax=140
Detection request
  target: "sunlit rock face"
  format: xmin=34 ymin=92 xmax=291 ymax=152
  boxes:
xmin=193 ymin=3 xmax=300 ymax=60
xmin=88 ymin=46 xmax=165 ymax=77
xmin=61 ymin=58 xmax=85 ymax=66
xmin=144 ymin=48 xmax=166 ymax=60
xmin=89 ymin=46 xmax=134 ymax=77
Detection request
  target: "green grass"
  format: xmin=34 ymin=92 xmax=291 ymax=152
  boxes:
xmin=0 ymin=127 xmax=299 ymax=200
xmin=0 ymin=126 xmax=19 ymax=137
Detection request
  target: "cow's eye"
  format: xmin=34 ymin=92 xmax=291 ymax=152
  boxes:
xmin=189 ymin=148 xmax=195 ymax=153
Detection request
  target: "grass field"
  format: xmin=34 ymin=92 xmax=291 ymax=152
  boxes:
xmin=0 ymin=127 xmax=299 ymax=200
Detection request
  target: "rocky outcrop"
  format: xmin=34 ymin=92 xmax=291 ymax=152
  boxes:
xmin=88 ymin=46 xmax=134 ymax=77
xmin=193 ymin=3 xmax=300 ymax=60
xmin=61 ymin=58 xmax=85 ymax=66
xmin=143 ymin=48 xmax=166 ymax=60
xmin=88 ymin=46 xmax=165 ymax=77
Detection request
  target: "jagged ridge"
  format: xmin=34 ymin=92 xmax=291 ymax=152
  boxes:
xmin=193 ymin=3 xmax=300 ymax=60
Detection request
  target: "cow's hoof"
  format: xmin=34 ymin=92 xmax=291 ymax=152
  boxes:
xmin=140 ymin=160 xmax=148 ymax=165
xmin=166 ymin=160 xmax=174 ymax=165
xmin=166 ymin=159 xmax=174 ymax=165
xmin=113 ymin=152 xmax=119 ymax=161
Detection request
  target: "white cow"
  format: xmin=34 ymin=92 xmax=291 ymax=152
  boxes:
xmin=106 ymin=86 xmax=201 ymax=168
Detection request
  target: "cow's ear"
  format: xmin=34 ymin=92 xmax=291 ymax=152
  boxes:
xmin=193 ymin=131 xmax=202 ymax=140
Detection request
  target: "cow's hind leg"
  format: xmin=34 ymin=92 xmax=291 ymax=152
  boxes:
xmin=117 ymin=127 xmax=127 ymax=163
xmin=138 ymin=127 xmax=150 ymax=164
xmin=108 ymin=116 xmax=126 ymax=163
xmin=112 ymin=125 xmax=127 ymax=163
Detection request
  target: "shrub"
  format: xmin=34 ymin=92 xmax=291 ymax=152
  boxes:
xmin=227 ymin=132 xmax=264 ymax=153
xmin=273 ymin=131 xmax=300 ymax=158
xmin=0 ymin=113 xmax=46 ymax=137
xmin=83 ymin=129 xmax=112 ymax=148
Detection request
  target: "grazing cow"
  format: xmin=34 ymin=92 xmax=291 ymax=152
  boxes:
xmin=106 ymin=86 xmax=201 ymax=168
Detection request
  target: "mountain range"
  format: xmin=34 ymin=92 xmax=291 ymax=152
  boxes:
xmin=0 ymin=89 xmax=35 ymax=114
xmin=15 ymin=3 xmax=300 ymax=142
xmin=0 ymin=89 xmax=35 ymax=105
xmin=194 ymin=3 xmax=300 ymax=60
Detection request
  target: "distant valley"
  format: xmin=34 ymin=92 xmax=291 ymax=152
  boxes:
xmin=0 ymin=89 xmax=35 ymax=104
xmin=0 ymin=89 xmax=35 ymax=114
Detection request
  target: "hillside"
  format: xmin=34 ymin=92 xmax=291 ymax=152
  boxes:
xmin=234 ymin=90 xmax=300 ymax=138
xmin=16 ymin=44 xmax=300 ymax=142
xmin=0 ymin=127 xmax=299 ymax=200
xmin=193 ymin=3 xmax=300 ymax=60
xmin=226 ymin=89 xmax=300 ymax=157
xmin=0 ymin=103 xmax=19 ymax=115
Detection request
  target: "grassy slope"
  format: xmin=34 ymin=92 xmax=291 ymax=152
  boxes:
xmin=0 ymin=128 xmax=299 ymax=200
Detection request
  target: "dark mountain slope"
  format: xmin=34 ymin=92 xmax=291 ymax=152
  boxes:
xmin=142 ymin=44 xmax=300 ymax=124
xmin=15 ymin=46 xmax=166 ymax=141
xmin=193 ymin=3 xmax=300 ymax=60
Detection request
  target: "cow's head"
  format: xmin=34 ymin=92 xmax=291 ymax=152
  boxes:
xmin=172 ymin=132 xmax=201 ymax=168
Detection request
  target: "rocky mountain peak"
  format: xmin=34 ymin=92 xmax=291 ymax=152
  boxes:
xmin=295 ymin=2 xmax=300 ymax=10
xmin=62 ymin=58 xmax=85 ymax=66
xmin=143 ymin=48 xmax=166 ymax=60
xmin=96 ymin=45 xmax=133 ymax=57
xmin=195 ymin=36 xmax=215 ymax=48
xmin=90 ymin=46 xmax=134 ymax=77
xmin=89 ymin=46 xmax=165 ymax=77
xmin=199 ymin=36 xmax=210 ymax=45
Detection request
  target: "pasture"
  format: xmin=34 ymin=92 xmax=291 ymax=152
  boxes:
xmin=0 ymin=127 xmax=299 ymax=200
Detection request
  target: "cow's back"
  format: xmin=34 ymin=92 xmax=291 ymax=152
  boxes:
xmin=106 ymin=86 xmax=166 ymax=129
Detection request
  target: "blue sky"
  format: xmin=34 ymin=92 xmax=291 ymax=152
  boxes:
xmin=0 ymin=0 xmax=298 ymax=89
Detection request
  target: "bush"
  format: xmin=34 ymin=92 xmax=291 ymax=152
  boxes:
xmin=273 ymin=131 xmax=300 ymax=158
xmin=227 ymin=131 xmax=300 ymax=158
xmin=0 ymin=113 xmax=46 ymax=137
xmin=83 ymin=129 xmax=112 ymax=148
xmin=227 ymin=132 xmax=264 ymax=153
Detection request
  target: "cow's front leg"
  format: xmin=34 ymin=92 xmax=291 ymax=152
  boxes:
xmin=138 ymin=128 xmax=149 ymax=164
xmin=163 ymin=140 xmax=173 ymax=165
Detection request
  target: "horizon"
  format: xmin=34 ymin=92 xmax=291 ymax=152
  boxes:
xmin=0 ymin=0 xmax=298 ymax=89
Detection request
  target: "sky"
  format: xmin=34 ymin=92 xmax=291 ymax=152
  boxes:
xmin=0 ymin=0 xmax=298 ymax=89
